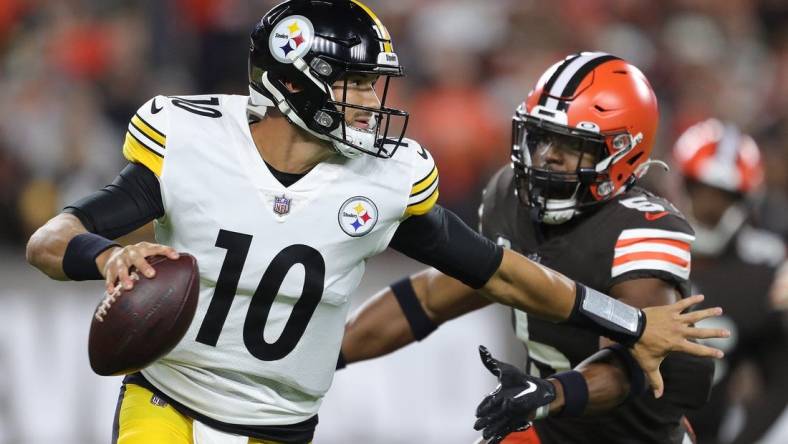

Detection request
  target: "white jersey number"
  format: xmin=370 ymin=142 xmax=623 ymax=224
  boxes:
xmin=618 ymin=196 xmax=666 ymax=213
xmin=195 ymin=229 xmax=325 ymax=361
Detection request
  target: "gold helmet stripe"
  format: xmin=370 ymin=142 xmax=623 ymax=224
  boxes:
xmin=350 ymin=0 xmax=393 ymax=53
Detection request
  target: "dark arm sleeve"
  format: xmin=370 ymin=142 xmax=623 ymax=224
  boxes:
xmin=63 ymin=163 xmax=164 ymax=239
xmin=389 ymin=205 xmax=504 ymax=289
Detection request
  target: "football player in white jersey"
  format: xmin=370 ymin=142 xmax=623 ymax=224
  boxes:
xmin=26 ymin=2 xmax=728 ymax=443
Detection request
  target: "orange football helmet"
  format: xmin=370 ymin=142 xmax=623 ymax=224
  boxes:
xmin=511 ymin=52 xmax=660 ymax=224
xmin=672 ymin=118 xmax=763 ymax=195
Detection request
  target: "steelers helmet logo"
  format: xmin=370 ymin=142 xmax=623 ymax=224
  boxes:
xmin=269 ymin=15 xmax=314 ymax=63
xmin=338 ymin=196 xmax=378 ymax=237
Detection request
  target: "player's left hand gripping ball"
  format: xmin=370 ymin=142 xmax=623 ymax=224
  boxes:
xmin=474 ymin=346 xmax=556 ymax=444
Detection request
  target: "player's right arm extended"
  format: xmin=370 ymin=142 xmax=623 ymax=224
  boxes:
xmin=26 ymin=163 xmax=176 ymax=290
xmin=343 ymin=268 xmax=488 ymax=364
xmin=350 ymin=204 xmax=728 ymax=396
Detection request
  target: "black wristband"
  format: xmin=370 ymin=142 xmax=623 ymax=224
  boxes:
xmin=390 ymin=277 xmax=437 ymax=341
xmin=566 ymin=284 xmax=646 ymax=347
xmin=335 ymin=351 xmax=347 ymax=370
xmin=62 ymin=233 xmax=119 ymax=281
xmin=605 ymin=343 xmax=647 ymax=399
xmin=552 ymin=370 xmax=589 ymax=417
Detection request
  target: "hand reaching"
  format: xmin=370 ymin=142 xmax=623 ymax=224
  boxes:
xmin=632 ymin=294 xmax=729 ymax=398
xmin=474 ymin=346 xmax=556 ymax=444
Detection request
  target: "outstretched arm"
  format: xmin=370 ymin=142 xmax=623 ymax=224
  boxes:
xmin=342 ymin=268 xmax=490 ymax=364
xmin=354 ymin=205 xmax=727 ymax=397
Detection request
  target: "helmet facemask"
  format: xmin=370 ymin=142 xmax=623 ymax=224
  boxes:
xmin=322 ymin=70 xmax=409 ymax=159
xmin=511 ymin=109 xmax=609 ymax=224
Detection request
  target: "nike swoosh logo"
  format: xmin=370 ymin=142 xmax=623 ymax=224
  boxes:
xmin=513 ymin=381 xmax=537 ymax=399
xmin=151 ymin=98 xmax=163 ymax=114
xmin=645 ymin=211 xmax=669 ymax=221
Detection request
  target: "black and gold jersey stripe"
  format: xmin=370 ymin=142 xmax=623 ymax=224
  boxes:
xmin=406 ymin=165 xmax=439 ymax=216
xmin=123 ymin=112 xmax=167 ymax=176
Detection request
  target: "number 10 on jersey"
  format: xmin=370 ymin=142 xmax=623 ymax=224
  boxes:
xmin=195 ymin=229 xmax=325 ymax=360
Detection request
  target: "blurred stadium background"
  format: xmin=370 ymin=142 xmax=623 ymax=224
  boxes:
xmin=0 ymin=0 xmax=786 ymax=443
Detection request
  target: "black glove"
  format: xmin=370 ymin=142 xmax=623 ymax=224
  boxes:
xmin=474 ymin=345 xmax=557 ymax=444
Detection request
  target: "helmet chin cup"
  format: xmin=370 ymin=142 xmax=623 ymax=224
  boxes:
xmin=525 ymin=174 xmax=584 ymax=225
xmin=329 ymin=126 xmax=372 ymax=159
xmin=540 ymin=198 xmax=578 ymax=225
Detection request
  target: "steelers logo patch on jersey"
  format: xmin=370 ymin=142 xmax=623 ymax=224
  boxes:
xmin=269 ymin=15 xmax=315 ymax=63
xmin=338 ymin=196 xmax=378 ymax=237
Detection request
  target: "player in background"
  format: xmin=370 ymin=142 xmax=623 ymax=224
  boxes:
xmin=25 ymin=2 xmax=726 ymax=443
xmin=672 ymin=119 xmax=788 ymax=444
xmin=341 ymin=52 xmax=717 ymax=444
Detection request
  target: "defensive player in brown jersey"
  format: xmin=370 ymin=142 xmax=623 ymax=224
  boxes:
xmin=340 ymin=52 xmax=716 ymax=443
xmin=673 ymin=119 xmax=788 ymax=444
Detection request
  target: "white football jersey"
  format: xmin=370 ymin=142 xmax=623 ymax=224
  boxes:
xmin=122 ymin=94 xmax=439 ymax=425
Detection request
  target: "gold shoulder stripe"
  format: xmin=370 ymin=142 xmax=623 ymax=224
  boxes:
xmin=406 ymin=189 xmax=439 ymax=216
xmin=131 ymin=114 xmax=166 ymax=147
xmin=410 ymin=165 xmax=438 ymax=196
xmin=123 ymin=132 xmax=163 ymax=176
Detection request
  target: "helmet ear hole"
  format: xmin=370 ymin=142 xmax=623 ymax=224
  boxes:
xmin=282 ymin=79 xmax=304 ymax=93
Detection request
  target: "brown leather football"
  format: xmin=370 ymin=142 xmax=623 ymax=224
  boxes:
xmin=88 ymin=253 xmax=199 ymax=376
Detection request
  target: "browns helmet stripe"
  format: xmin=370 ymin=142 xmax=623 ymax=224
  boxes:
xmin=555 ymin=54 xmax=620 ymax=111
xmin=537 ymin=53 xmax=581 ymax=107
xmin=715 ymin=124 xmax=741 ymax=167
xmin=539 ymin=52 xmax=620 ymax=112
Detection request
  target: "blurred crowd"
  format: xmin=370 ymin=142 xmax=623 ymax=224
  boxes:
xmin=1 ymin=0 xmax=787 ymax=241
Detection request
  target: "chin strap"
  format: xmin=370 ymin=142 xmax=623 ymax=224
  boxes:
xmin=247 ymin=85 xmax=275 ymax=120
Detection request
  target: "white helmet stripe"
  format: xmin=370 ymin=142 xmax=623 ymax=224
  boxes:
xmin=541 ymin=52 xmax=613 ymax=111
xmin=716 ymin=123 xmax=740 ymax=168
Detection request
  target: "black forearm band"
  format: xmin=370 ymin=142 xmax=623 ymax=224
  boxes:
xmin=605 ymin=343 xmax=647 ymax=399
xmin=565 ymin=284 xmax=646 ymax=347
xmin=62 ymin=233 xmax=119 ymax=281
xmin=390 ymin=277 xmax=438 ymax=341
xmin=336 ymin=351 xmax=347 ymax=370
xmin=552 ymin=370 xmax=589 ymax=417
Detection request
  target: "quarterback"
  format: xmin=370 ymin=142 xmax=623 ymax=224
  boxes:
xmin=26 ymin=2 xmax=725 ymax=444
xmin=342 ymin=53 xmax=718 ymax=443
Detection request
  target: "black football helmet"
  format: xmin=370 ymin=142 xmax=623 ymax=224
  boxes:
xmin=248 ymin=0 xmax=408 ymax=159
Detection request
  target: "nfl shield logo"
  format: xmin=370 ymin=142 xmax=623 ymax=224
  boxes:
xmin=273 ymin=195 xmax=291 ymax=215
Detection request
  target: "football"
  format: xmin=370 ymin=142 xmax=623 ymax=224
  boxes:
xmin=88 ymin=253 xmax=200 ymax=376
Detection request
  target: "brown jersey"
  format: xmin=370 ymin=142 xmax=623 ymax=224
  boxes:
xmin=480 ymin=166 xmax=713 ymax=444
xmin=686 ymin=224 xmax=788 ymax=444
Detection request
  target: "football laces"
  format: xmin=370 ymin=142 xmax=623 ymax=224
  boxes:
xmin=94 ymin=272 xmax=139 ymax=322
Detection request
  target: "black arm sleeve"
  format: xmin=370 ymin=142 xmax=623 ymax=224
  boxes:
xmin=389 ymin=205 xmax=504 ymax=289
xmin=63 ymin=163 xmax=164 ymax=239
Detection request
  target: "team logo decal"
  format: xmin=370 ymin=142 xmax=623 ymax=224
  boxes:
xmin=269 ymin=15 xmax=314 ymax=63
xmin=338 ymin=196 xmax=378 ymax=237
xmin=273 ymin=195 xmax=291 ymax=215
